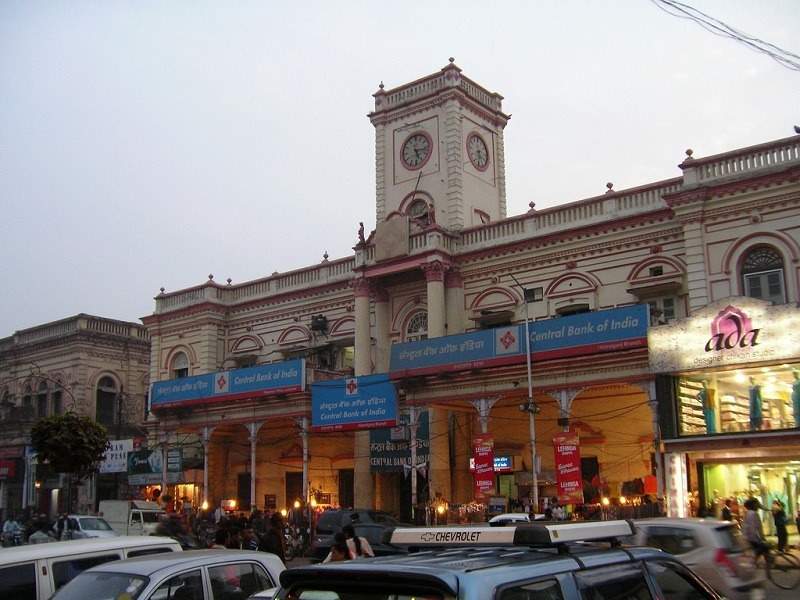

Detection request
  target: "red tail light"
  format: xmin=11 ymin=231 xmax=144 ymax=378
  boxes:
xmin=715 ymin=548 xmax=737 ymax=577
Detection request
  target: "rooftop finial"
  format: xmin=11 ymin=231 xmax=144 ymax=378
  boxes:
xmin=605 ymin=182 xmax=614 ymax=193
xmin=378 ymin=81 xmax=384 ymax=90
xmin=226 ymin=278 xmax=232 ymax=285
xmin=685 ymin=148 xmax=694 ymax=159
xmin=159 ymin=287 xmax=165 ymax=294
xmin=208 ymin=273 xmax=214 ymax=281
xmin=448 ymin=57 xmax=455 ymax=63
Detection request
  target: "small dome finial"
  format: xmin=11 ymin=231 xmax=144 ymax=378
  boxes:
xmin=322 ymin=251 xmax=329 ymax=262
xmin=208 ymin=273 xmax=214 ymax=281
xmin=448 ymin=57 xmax=455 ymax=64
xmin=378 ymin=80 xmax=384 ymax=90
xmin=605 ymin=182 xmax=614 ymax=193
xmin=226 ymin=278 xmax=232 ymax=285
xmin=159 ymin=287 xmax=165 ymax=294
xmin=685 ymin=148 xmax=694 ymax=158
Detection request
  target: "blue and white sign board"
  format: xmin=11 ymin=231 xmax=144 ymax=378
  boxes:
xmin=390 ymin=305 xmax=648 ymax=377
xmin=370 ymin=410 xmax=430 ymax=472
xmin=311 ymin=373 xmax=398 ymax=432
xmin=150 ymin=359 xmax=305 ymax=409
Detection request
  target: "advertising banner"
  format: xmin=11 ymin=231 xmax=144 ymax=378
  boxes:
xmin=553 ymin=434 xmax=583 ymax=504
xmin=369 ymin=411 xmax=429 ymax=472
xmin=390 ymin=305 xmax=648 ymax=377
xmin=150 ymin=359 xmax=305 ymax=410
xmin=311 ymin=373 xmax=398 ymax=432
xmin=128 ymin=448 xmax=183 ymax=485
xmin=469 ymin=455 xmax=514 ymax=473
xmin=473 ymin=435 xmax=495 ymax=499
xmin=99 ymin=439 xmax=134 ymax=474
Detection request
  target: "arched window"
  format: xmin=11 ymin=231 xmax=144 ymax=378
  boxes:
xmin=407 ymin=199 xmax=431 ymax=226
xmin=405 ymin=312 xmax=428 ymax=342
xmin=22 ymin=385 xmax=32 ymax=411
xmin=96 ymin=376 xmax=118 ymax=427
xmin=52 ymin=384 xmax=63 ymax=415
xmin=171 ymin=352 xmax=189 ymax=379
xmin=37 ymin=381 xmax=49 ymax=418
xmin=741 ymin=245 xmax=786 ymax=304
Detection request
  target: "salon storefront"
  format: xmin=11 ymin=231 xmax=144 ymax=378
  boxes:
xmin=649 ymin=297 xmax=800 ymax=522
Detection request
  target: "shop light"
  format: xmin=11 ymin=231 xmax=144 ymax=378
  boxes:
xmin=735 ymin=372 xmax=747 ymax=384
xmin=619 ymin=496 xmax=627 ymax=505
xmin=280 ymin=508 xmax=288 ymax=517
xmin=293 ymin=500 xmax=301 ymax=509
xmin=601 ymin=497 xmax=610 ymax=506
xmin=34 ymin=481 xmax=41 ymax=489
xmin=201 ymin=500 xmax=209 ymax=511
xmin=436 ymin=504 xmax=446 ymax=515
xmin=310 ymin=497 xmax=318 ymax=508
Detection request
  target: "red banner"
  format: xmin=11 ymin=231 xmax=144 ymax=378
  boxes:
xmin=472 ymin=435 xmax=495 ymax=500
xmin=0 ymin=460 xmax=17 ymax=480
xmin=553 ymin=434 xmax=583 ymax=504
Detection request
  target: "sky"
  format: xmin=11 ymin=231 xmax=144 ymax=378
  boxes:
xmin=1 ymin=0 xmax=798 ymax=336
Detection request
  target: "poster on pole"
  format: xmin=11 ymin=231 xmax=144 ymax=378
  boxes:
xmin=473 ymin=435 xmax=495 ymax=500
xmin=553 ymin=434 xmax=583 ymax=504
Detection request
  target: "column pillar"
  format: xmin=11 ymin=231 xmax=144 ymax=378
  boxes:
xmin=159 ymin=431 xmax=169 ymax=494
xmin=470 ymin=397 xmax=498 ymax=435
xmin=373 ymin=285 xmax=391 ymax=372
xmin=546 ymin=388 xmax=583 ymax=432
xmin=639 ymin=380 xmax=664 ymax=498
xmin=353 ymin=277 xmax=374 ymax=508
xmin=297 ymin=417 xmax=309 ymax=504
xmin=201 ymin=426 xmax=215 ymax=509
xmin=247 ymin=422 xmax=264 ymax=511
xmin=444 ymin=268 xmax=465 ymax=335
xmin=422 ymin=261 xmax=451 ymax=503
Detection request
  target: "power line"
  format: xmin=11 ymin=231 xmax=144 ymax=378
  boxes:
xmin=650 ymin=0 xmax=800 ymax=72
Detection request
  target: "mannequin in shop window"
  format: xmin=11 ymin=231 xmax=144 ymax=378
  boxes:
xmin=749 ymin=377 xmax=763 ymax=431
xmin=792 ymin=369 xmax=800 ymax=427
xmin=698 ymin=380 xmax=716 ymax=435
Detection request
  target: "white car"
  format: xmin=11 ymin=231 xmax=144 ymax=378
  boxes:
xmin=631 ymin=518 xmax=765 ymax=600
xmin=488 ymin=512 xmax=545 ymax=526
xmin=61 ymin=515 xmax=119 ymax=539
xmin=53 ymin=550 xmax=284 ymax=600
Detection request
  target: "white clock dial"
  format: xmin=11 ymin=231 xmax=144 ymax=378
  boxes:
xmin=402 ymin=133 xmax=431 ymax=169
xmin=467 ymin=134 xmax=489 ymax=170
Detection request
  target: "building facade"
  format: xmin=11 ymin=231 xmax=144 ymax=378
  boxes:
xmin=0 ymin=314 xmax=150 ymax=518
xmin=143 ymin=61 xmax=800 ymax=520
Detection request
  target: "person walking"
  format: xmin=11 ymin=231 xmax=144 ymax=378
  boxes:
xmin=342 ymin=524 xmax=374 ymax=559
xmin=742 ymin=498 xmax=768 ymax=558
xmin=259 ymin=513 xmax=286 ymax=563
xmin=721 ymin=499 xmax=732 ymax=522
xmin=771 ymin=500 xmax=788 ymax=553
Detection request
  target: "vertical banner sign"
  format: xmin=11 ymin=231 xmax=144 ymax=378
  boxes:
xmin=553 ymin=434 xmax=583 ymax=504
xmin=473 ymin=435 xmax=495 ymax=500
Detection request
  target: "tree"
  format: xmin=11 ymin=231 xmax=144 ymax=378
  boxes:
xmin=30 ymin=411 xmax=110 ymax=510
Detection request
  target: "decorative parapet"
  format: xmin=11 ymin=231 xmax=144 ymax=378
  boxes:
xmin=154 ymin=257 xmax=357 ymax=315
xmin=2 ymin=314 xmax=148 ymax=350
xmin=680 ymin=136 xmax=800 ymax=187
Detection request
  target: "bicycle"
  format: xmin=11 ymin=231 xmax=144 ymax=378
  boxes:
xmin=751 ymin=543 xmax=800 ymax=590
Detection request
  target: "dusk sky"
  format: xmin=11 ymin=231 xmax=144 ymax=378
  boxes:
xmin=2 ymin=1 xmax=798 ymax=336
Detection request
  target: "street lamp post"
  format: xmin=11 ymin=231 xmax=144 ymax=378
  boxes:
xmin=509 ymin=274 xmax=538 ymax=513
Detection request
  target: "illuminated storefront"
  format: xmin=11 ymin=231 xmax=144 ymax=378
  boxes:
xmin=650 ymin=297 xmax=800 ymax=519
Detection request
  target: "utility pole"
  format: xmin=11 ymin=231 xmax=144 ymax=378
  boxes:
xmin=508 ymin=274 xmax=538 ymax=512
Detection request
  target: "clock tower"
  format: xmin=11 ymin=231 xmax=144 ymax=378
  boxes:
xmin=368 ymin=59 xmax=511 ymax=231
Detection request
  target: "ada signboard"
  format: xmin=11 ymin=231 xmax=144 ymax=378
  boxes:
xmin=649 ymin=297 xmax=800 ymax=373
xmin=390 ymin=305 xmax=648 ymax=377
xmin=311 ymin=373 xmax=399 ymax=432
xmin=150 ymin=359 xmax=305 ymax=409
xmin=128 ymin=448 xmax=183 ymax=485
xmin=473 ymin=435 xmax=495 ymax=500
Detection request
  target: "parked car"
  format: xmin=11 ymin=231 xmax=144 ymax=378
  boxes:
xmin=275 ymin=520 xmax=724 ymax=600
xmin=631 ymin=518 xmax=765 ymax=600
xmin=60 ymin=515 xmax=119 ymax=539
xmin=52 ymin=550 xmax=284 ymax=600
xmin=0 ymin=535 xmax=182 ymax=600
xmin=488 ymin=512 xmax=546 ymax=526
xmin=310 ymin=509 xmax=406 ymax=561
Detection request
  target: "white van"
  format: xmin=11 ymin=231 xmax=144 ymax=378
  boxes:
xmin=0 ymin=535 xmax=182 ymax=600
xmin=98 ymin=500 xmax=165 ymax=536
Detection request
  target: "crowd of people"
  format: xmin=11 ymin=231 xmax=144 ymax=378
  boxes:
xmin=1 ymin=511 xmax=75 ymax=546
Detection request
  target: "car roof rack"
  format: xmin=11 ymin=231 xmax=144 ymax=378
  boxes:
xmin=388 ymin=520 xmax=634 ymax=549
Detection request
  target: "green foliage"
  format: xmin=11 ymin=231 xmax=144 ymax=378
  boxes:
xmin=30 ymin=411 xmax=110 ymax=480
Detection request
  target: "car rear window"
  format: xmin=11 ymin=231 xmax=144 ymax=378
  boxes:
xmin=316 ymin=512 xmax=340 ymax=535
xmin=78 ymin=517 xmax=113 ymax=531
xmin=51 ymin=572 xmax=148 ymax=600
xmin=714 ymin=524 xmax=747 ymax=553
xmin=127 ymin=546 xmax=175 ymax=558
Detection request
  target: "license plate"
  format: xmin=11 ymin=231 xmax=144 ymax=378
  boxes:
xmin=749 ymin=588 xmax=765 ymax=600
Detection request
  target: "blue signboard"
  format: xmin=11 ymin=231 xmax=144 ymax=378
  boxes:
xmin=370 ymin=410 xmax=430 ymax=472
xmin=311 ymin=373 xmax=398 ymax=432
xmin=390 ymin=304 xmax=648 ymax=377
xmin=150 ymin=359 xmax=305 ymax=409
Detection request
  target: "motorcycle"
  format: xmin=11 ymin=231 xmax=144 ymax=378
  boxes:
xmin=283 ymin=525 xmax=305 ymax=561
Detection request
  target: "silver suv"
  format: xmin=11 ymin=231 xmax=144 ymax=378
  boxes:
xmin=274 ymin=521 xmax=724 ymax=600
xmin=631 ymin=518 xmax=764 ymax=600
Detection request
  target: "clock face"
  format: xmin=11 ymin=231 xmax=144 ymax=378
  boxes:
xmin=401 ymin=133 xmax=432 ymax=170
xmin=467 ymin=134 xmax=489 ymax=170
